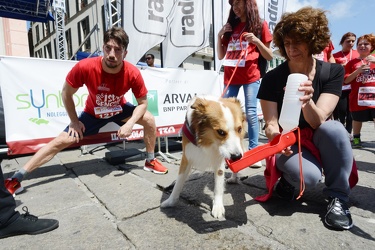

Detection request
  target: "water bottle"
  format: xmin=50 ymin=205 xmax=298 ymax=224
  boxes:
xmin=279 ymin=73 xmax=308 ymax=133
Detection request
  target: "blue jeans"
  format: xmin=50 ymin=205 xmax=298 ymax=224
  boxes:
xmin=223 ymin=81 xmax=260 ymax=149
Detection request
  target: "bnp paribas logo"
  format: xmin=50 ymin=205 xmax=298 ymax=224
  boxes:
xmin=132 ymin=90 xmax=159 ymax=116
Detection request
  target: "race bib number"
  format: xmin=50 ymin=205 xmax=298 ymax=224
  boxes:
xmin=358 ymin=86 xmax=375 ymax=106
xmin=342 ymin=84 xmax=351 ymax=91
xmin=223 ymin=40 xmax=248 ymax=67
xmin=94 ymin=105 xmax=122 ymax=119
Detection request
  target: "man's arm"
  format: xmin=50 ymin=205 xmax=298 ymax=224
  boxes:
xmin=61 ymin=81 xmax=85 ymax=142
xmin=117 ymin=95 xmax=148 ymax=139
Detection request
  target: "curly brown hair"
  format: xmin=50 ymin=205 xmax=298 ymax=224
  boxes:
xmin=356 ymin=33 xmax=375 ymax=52
xmin=273 ymin=7 xmax=331 ymax=60
xmin=225 ymin=0 xmax=262 ymax=39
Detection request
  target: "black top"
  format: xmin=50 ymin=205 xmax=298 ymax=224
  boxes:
xmin=257 ymin=59 xmax=344 ymax=129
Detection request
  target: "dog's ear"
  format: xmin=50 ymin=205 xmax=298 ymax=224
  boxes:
xmin=190 ymin=97 xmax=208 ymax=112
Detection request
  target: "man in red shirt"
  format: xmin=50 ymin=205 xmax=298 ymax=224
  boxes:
xmin=5 ymin=27 xmax=168 ymax=196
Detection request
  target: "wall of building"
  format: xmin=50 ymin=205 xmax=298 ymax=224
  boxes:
xmin=0 ymin=18 xmax=29 ymax=57
xmin=30 ymin=0 xmax=284 ymax=70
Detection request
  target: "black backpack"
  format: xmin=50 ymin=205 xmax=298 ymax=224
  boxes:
xmin=257 ymin=29 xmax=268 ymax=78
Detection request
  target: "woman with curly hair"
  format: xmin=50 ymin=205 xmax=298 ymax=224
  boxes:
xmin=217 ymin=0 xmax=273 ymax=167
xmin=257 ymin=7 xmax=358 ymax=230
xmin=344 ymin=33 xmax=375 ymax=148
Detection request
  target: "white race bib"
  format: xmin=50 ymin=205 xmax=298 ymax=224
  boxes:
xmin=223 ymin=40 xmax=248 ymax=67
xmin=94 ymin=105 xmax=123 ymax=119
xmin=358 ymin=86 xmax=375 ymax=106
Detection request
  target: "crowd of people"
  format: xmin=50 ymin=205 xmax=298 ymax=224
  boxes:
xmin=1 ymin=0 xmax=374 ymax=239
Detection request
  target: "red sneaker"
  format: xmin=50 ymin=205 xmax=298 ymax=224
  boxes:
xmin=144 ymin=159 xmax=168 ymax=174
xmin=5 ymin=178 xmax=24 ymax=196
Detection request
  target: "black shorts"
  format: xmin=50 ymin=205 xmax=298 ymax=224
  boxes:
xmin=63 ymin=102 xmax=136 ymax=136
xmin=351 ymin=109 xmax=375 ymax=122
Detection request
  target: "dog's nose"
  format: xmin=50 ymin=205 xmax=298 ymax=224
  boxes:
xmin=230 ymin=153 xmax=242 ymax=161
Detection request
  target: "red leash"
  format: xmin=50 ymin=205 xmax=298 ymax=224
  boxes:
xmin=221 ymin=32 xmax=248 ymax=97
xmin=222 ymin=32 xmax=305 ymax=199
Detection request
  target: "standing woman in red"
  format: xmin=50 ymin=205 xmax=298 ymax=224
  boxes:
xmin=344 ymin=34 xmax=375 ymax=148
xmin=216 ymin=0 xmax=273 ymax=167
xmin=333 ymin=32 xmax=359 ymax=136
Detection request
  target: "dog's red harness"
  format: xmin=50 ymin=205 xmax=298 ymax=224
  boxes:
xmin=181 ymin=119 xmax=197 ymax=146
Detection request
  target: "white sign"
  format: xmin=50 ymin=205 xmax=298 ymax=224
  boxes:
xmin=0 ymin=56 xmax=222 ymax=155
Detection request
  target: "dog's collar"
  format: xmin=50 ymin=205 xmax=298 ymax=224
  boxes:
xmin=181 ymin=118 xmax=197 ymax=146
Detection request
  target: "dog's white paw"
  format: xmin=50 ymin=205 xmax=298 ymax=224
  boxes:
xmin=211 ymin=203 xmax=225 ymax=219
xmin=226 ymin=175 xmax=240 ymax=184
xmin=161 ymin=197 xmax=177 ymax=208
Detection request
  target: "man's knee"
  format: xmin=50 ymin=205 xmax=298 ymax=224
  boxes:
xmin=139 ymin=111 xmax=155 ymax=128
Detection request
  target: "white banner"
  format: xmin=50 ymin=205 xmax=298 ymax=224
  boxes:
xmin=0 ymin=56 xmax=222 ymax=155
xmin=123 ymin=0 xmax=176 ymax=64
xmin=162 ymin=0 xmax=211 ymax=68
xmin=263 ymin=0 xmax=288 ymax=34
xmin=212 ymin=0 xmax=230 ymax=71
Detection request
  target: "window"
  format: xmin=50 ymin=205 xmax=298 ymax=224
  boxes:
xmin=35 ymin=25 xmax=40 ymax=43
xmin=203 ymin=61 xmax=211 ymax=70
xmin=35 ymin=48 xmax=42 ymax=58
xmin=76 ymin=0 xmax=88 ymax=12
xmin=44 ymin=43 xmax=52 ymax=59
xmin=77 ymin=16 xmax=91 ymax=52
xmin=65 ymin=28 xmax=72 ymax=59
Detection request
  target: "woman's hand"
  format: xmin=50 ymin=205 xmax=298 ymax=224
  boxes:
xmin=218 ymin=23 xmax=232 ymax=38
xmin=299 ymin=80 xmax=314 ymax=108
xmin=242 ymin=32 xmax=260 ymax=45
xmin=280 ymin=146 xmax=293 ymax=156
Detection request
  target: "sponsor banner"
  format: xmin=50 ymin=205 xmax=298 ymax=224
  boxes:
xmin=123 ymin=0 xmax=176 ymax=64
xmin=162 ymin=0 xmax=211 ymax=68
xmin=0 ymin=56 xmax=221 ymax=155
xmin=263 ymin=0 xmax=287 ymax=34
xmin=212 ymin=0 xmax=230 ymax=71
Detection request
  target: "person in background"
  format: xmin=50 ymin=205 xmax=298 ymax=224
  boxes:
xmin=145 ymin=53 xmax=155 ymax=67
xmin=217 ymin=0 xmax=273 ymax=168
xmin=332 ymin=32 xmax=359 ymax=137
xmin=5 ymin=26 xmax=168 ymax=196
xmin=344 ymin=34 xmax=375 ymax=148
xmin=257 ymin=7 xmax=358 ymax=230
xmin=0 ymin=163 xmax=59 ymax=238
xmin=314 ymin=40 xmax=335 ymax=63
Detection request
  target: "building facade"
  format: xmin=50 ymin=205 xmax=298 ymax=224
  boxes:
xmin=30 ymin=0 xmax=284 ymax=70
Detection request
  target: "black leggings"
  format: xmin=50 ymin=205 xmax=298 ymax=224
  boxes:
xmin=333 ymin=90 xmax=352 ymax=133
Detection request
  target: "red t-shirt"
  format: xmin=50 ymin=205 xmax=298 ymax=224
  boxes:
xmin=314 ymin=40 xmax=334 ymax=62
xmin=222 ymin=21 xmax=273 ymax=85
xmin=66 ymin=57 xmax=148 ymax=117
xmin=333 ymin=49 xmax=359 ymax=66
xmin=344 ymin=58 xmax=375 ymax=112
xmin=333 ymin=49 xmax=360 ymax=91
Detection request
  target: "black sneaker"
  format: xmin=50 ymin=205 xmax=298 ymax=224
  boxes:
xmin=274 ymin=176 xmax=295 ymax=201
xmin=324 ymin=197 xmax=353 ymax=230
xmin=0 ymin=206 xmax=59 ymax=239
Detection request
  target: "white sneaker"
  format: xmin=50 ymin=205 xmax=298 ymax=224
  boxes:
xmin=250 ymin=161 xmax=263 ymax=168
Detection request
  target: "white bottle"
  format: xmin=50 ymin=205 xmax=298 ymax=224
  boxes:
xmin=279 ymin=73 xmax=308 ymax=133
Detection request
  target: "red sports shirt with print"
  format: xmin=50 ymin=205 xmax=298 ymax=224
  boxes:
xmin=66 ymin=57 xmax=148 ymax=117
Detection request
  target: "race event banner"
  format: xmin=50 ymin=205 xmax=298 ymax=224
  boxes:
xmin=0 ymin=56 xmax=222 ymax=155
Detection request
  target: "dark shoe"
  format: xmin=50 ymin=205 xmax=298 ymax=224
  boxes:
xmin=274 ymin=176 xmax=295 ymax=201
xmin=324 ymin=197 xmax=353 ymax=230
xmin=0 ymin=206 xmax=59 ymax=239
